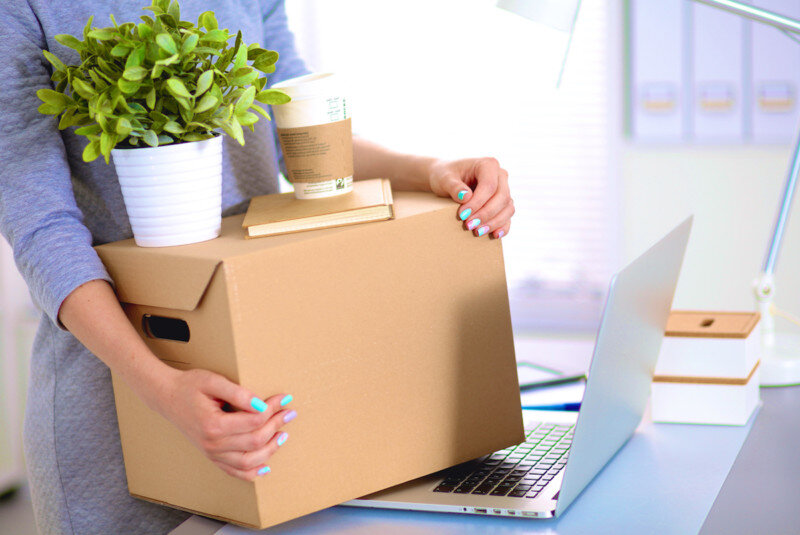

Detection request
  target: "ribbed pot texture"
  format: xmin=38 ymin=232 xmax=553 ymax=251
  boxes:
xmin=111 ymin=135 xmax=223 ymax=247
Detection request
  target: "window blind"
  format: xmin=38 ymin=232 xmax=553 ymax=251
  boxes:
xmin=285 ymin=0 xmax=616 ymax=330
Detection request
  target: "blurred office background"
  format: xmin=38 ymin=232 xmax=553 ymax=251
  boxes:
xmin=4 ymin=0 xmax=800 ymax=526
xmin=284 ymin=0 xmax=800 ymax=332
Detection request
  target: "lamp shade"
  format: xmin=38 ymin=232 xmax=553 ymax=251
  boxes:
xmin=496 ymin=0 xmax=581 ymax=32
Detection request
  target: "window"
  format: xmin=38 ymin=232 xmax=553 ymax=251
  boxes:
xmin=285 ymin=0 xmax=618 ymax=331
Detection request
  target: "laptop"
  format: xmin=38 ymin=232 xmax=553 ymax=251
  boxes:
xmin=343 ymin=217 xmax=692 ymax=519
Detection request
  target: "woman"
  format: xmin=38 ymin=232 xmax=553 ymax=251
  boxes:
xmin=0 ymin=1 xmax=514 ymax=533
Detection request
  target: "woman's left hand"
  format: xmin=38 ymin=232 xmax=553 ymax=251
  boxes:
xmin=427 ymin=157 xmax=514 ymax=239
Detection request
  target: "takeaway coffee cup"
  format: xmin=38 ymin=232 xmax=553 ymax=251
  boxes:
xmin=271 ymin=73 xmax=354 ymax=199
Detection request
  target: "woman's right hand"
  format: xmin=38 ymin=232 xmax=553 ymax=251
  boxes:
xmin=153 ymin=367 xmax=296 ymax=481
xmin=58 ymin=280 xmax=295 ymax=481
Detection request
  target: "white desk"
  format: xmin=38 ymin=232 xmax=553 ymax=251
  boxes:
xmin=172 ymin=336 xmax=757 ymax=535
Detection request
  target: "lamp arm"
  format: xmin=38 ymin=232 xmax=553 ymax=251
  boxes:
xmin=695 ymin=4 xmax=800 ymax=268
xmin=693 ymin=0 xmax=800 ymax=34
xmin=692 ymin=0 xmax=800 ymax=347
xmin=753 ymin=131 xmax=800 ymax=347
xmin=762 ymin=134 xmax=800 ymax=276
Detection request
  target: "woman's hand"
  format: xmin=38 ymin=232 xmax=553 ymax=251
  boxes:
xmin=427 ymin=157 xmax=514 ymax=239
xmin=60 ymin=282 xmax=294 ymax=483
xmin=352 ymin=139 xmax=513 ymax=238
xmin=153 ymin=367 xmax=295 ymax=481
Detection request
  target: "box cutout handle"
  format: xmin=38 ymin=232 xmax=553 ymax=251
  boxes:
xmin=143 ymin=314 xmax=190 ymax=343
xmin=700 ymin=318 xmax=715 ymax=328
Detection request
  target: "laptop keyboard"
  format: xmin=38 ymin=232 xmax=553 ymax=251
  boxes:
xmin=432 ymin=422 xmax=573 ymax=499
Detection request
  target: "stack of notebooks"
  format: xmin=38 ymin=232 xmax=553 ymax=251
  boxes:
xmin=242 ymin=178 xmax=394 ymax=238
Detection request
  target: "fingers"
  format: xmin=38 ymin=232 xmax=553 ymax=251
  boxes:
xmin=475 ymin=201 xmax=514 ymax=238
xmin=214 ymin=407 xmax=296 ymax=452
xmin=443 ymin=173 xmax=473 ymax=204
xmin=492 ymin=222 xmax=510 ymax=240
xmin=463 ymin=181 xmax=510 ymax=235
xmin=199 ymin=372 xmax=268 ymax=414
xmin=204 ymin=393 xmax=294 ymax=445
xmin=211 ymin=429 xmax=290 ymax=481
xmin=457 ymin=158 xmax=500 ymax=223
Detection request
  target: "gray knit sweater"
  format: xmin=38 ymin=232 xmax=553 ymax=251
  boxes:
xmin=0 ymin=1 xmax=307 ymax=533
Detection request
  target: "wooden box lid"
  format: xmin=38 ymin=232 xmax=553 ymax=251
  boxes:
xmin=665 ymin=311 xmax=760 ymax=339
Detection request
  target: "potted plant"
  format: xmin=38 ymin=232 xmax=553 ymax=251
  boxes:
xmin=36 ymin=0 xmax=290 ymax=247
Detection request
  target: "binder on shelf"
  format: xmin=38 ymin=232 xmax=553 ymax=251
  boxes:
xmin=630 ymin=0 xmax=685 ymax=142
xmin=751 ymin=0 xmax=800 ymax=144
xmin=691 ymin=2 xmax=745 ymax=142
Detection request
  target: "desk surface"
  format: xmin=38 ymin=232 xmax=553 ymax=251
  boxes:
xmin=701 ymin=385 xmax=800 ymax=534
xmin=172 ymin=337 xmax=797 ymax=535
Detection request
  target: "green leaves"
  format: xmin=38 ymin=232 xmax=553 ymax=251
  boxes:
xmin=194 ymin=93 xmax=219 ymax=113
xmin=83 ymin=139 xmax=101 ymax=162
xmin=195 ymin=70 xmax=213 ymax=96
xmin=87 ymin=29 xmax=115 ymax=40
xmin=201 ymin=29 xmax=228 ymax=42
xmin=110 ymin=44 xmax=132 ymax=57
xmin=71 ymin=79 xmax=95 ymax=100
xmin=118 ymin=78 xmax=140 ymax=94
xmin=142 ymin=129 xmax=159 ymax=147
xmin=116 ymin=117 xmax=133 ymax=135
xmin=100 ymin=131 xmax=115 ymax=157
xmin=199 ymin=11 xmax=218 ymax=31
xmin=37 ymin=0 xmax=287 ymax=158
xmin=43 ymin=50 xmax=66 ymax=72
xmin=155 ymin=33 xmax=177 ymax=54
xmin=256 ymin=89 xmax=290 ymax=105
xmin=54 ymin=34 xmax=85 ymax=51
xmin=235 ymin=86 xmax=255 ymax=116
xmin=167 ymin=0 xmax=180 ymax=23
xmin=146 ymin=88 xmax=156 ymax=109
xmin=123 ymin=66 xmax=148 ymax=81
xmin=181 ymin=33 xmax=198 ymax=55
xmin=165 ymin=77 xmax=191 ymax=99
xmin=126 ymin=45 xmax=146 ymax=68
xmin=36 ymin=89 xmax=68 ymax=115
xmin=228 ymin=67 xmax=257 ymax=86
xmin=163 ymin=120 xmax=184 ymax=134
xmin=137 ymin=22 xmax=153 ymax=39
xmin=251 ymin=50 xmax=279 ymax=73
xmin=154 ymin=54 xmax=179 ymax=66
xmin=233 ymin=42 xmax=248 ymax=72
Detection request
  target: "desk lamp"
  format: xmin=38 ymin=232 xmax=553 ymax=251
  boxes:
xmin=499 ymin=0 xmax=800 ymax=386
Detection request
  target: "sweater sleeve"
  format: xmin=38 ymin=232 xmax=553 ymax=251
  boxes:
xmin=0 ymin=1 xmax=113 ymax=329
xmin=261 ymin=0 xmax=310 ymax=87
xmin=260 ymin=0 xmax=311 ymax=177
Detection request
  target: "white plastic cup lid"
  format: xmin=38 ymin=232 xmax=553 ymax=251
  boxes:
xmin=271 ymin=72 xmax=340 ymax=101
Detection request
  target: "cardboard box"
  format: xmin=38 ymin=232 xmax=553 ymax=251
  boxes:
xmin=95 ymin=191 xmax=523 ymax=529
xmin=652 ymin=311 xmax=761 ymax=425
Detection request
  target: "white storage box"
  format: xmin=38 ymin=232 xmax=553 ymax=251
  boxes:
xmin=652 ymin=311 xmax=761 ymax=426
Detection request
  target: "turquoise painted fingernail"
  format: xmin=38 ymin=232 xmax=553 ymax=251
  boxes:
xmin=277 ymin=432 xmax=289 ymax=446
xmin=250 ymin=397 xmax=267 ymax=413
xmin=467 ymin=218 xmax=481 ymax=231
xmin=459 ymin=208 xmax=472 ymax=221
xmin=477 ymin=226 xmax=489 ymax=237
xmin=258 ymin=466 xmax=271 ymax=476
xmin=458 ymin=190 xmax=468 ymax=201
xmin=497 ymin=230 xmax=505 ymax=239
xmin=280 ymin=394 xmax=293 ymax=406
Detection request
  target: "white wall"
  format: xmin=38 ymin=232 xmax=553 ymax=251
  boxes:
xmin=620 ymin=144 xmax=800 ymax=336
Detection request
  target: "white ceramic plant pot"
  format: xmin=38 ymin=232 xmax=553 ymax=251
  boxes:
xmin=111 ymin=135 xmax=223 ymax=247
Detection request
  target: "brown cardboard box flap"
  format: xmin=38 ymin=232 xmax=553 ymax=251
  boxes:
xmin=95 ymin=192 xmax=455 ymax=311
xmin=94 ymin=246 xmax=222 ymax=311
